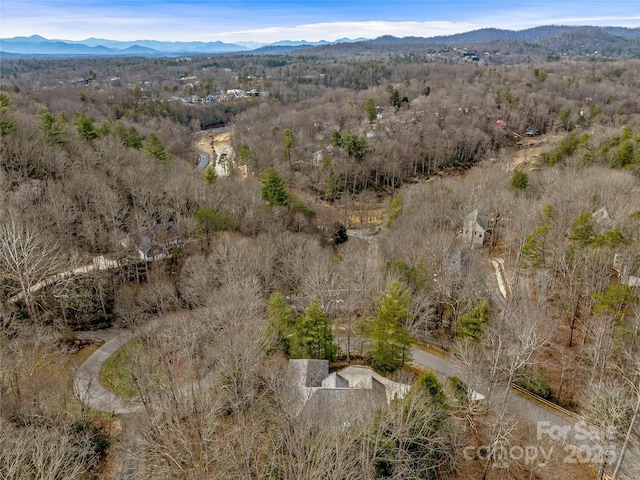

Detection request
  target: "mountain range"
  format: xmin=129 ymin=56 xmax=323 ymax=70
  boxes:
xmin=1 ymin=26 xmax=639 ymax=58
xmin=0 ymin=35 xmax=366 ymax=57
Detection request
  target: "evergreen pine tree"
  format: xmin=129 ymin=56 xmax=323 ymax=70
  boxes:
xmin=75 ymin=114 xmax=100 ymax=141
xmin=143 ymin=133 xmax=171 ymax=165
xmin=456 ymin=299 xmax=491 ymax=341
xmin=260 ymin=167 xmax=289 ymax=206
xmin=282 ymin=128 xmax=295 ymax=163
xmin=295 ymin=297 xmax=338 ymax=360
xmin=365 ymin=98 xmax=377 ymax=123
xmin=369 ymin=280 xmax=412 ymax=372
xmin=266 ymin=292 xmax=296 ymax=355
xmin=38 ymin=109 xmax=67 ymax=144
xmin=0 ymin=94 xmax=16 ymax=136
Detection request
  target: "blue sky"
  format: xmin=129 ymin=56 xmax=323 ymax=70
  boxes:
xmin=2 ymin=0 xmax=639 ymax=44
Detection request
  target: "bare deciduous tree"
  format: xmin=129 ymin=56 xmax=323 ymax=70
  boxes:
xmin=0 ymin=211 xmax=64 ymax=317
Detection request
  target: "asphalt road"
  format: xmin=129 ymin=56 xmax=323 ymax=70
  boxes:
xmin=76 ymin=325 xmax=596 ymax=443
xmin=410 ymin=345 xmax=630 ymax=476
xmin=75 ymin=325 xmax=629 ymax=476
xmin=196 ymin=149 xmax=210 ymax=170
xmin=411 ymin=346 xmax=575 ymax=429
xmin=74 ymin=319 xmax=164 ymax=414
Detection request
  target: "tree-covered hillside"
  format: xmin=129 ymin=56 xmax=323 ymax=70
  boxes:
xmin=1 ymin=49 xmax=639 ymax=479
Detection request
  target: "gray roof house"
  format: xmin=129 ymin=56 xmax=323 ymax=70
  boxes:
xmin=122 ymin=221 xmax=181 ymax=261
xmin=287 ymin=360 xmax=410 ymax=430
xmin=592 ymin=207 xmax=613 ymax=230
xmin=445 ymin=248 xmax=471 ymax=276
xmin=463 ymin=209 xmax=489 ymax=249
xmin=613 ymin=253 xmax=640 ymax=288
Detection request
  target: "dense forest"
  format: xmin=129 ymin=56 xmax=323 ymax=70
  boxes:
xmin=1 ymin=36 xmax=640 ymax=480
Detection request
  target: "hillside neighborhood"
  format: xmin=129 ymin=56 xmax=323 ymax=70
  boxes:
xmin=2 ymin=20 xmax=640 ymax=480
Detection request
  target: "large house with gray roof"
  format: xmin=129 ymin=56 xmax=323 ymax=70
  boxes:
xmin=287 ymin=359 xmax=410 ymax=429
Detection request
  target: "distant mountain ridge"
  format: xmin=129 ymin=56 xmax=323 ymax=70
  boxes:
xmin=417 ymin=25 xmax=640 ymax=43
xmin=1 ymin=26 xmax=639 ymax=58
xmin=335 ymin=25 xmax=640 ymax=60
xmin=0 ymin=35 xmax=249 ymax=56
xmin=0 ymin=35 xmax=366 ymax=57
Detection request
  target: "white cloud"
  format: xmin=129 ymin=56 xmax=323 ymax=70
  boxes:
xmin=1 ymin=3 xmax=639 ymax=43
xmin=206 ymin=20 xmax=481 ymax=43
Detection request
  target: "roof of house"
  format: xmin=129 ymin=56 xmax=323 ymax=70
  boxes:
xmin=465 ymin=209 xmax=489 ymax=231
xmin=127 ymin=221 xmax=180 ymax=256
xmin=287 ymin=360 xmax=410 ymax=428
xmin=614 ymin=252 xmax=640 ymax=287
xmin=445 ymin=248 xmax=471 ymax=275
xmin=592 ymin=207 xmax=613 ymax=229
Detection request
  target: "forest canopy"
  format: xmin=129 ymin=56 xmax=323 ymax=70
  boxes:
xmin=1 ymin=42 xmax=640 ymax=479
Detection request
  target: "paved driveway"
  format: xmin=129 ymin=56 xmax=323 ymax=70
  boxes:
xmin=74 ymin=319 xmax=164 ymax=414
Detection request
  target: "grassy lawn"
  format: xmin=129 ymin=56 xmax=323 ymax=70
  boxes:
xmin=100 ymin=338 xmax=142 ymax=400
xmin=74 ymin=344 xmax=99 ymax=365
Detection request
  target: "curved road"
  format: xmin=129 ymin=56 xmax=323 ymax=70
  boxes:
xmin=193 ymin=125 xmax=234 ymax=171
xmin=74 ymin=221 xmax=629 ymax=476
xmin=196 ymin=149 xmax=210 ymax=170
xmin=76 ymin=322 xmax=590 ymax=437
xmin=75 ymin=322 xmax=630 ymax=476
xmin=74 ymin=319 xmax=165 ymax=414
